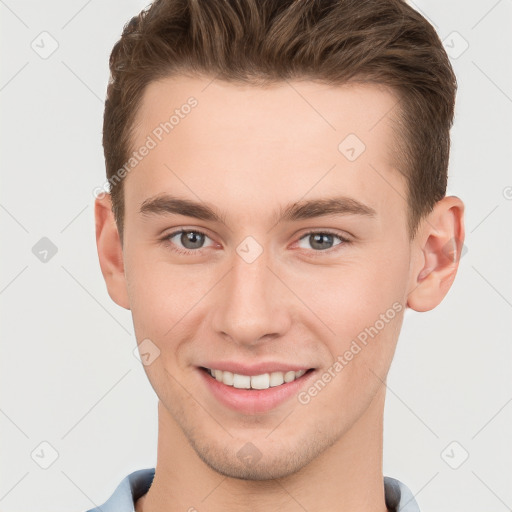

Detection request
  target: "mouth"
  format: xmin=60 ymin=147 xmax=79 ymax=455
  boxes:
xmin=199 ymin=366 xmax=315 ymax=390
xmin=197 ymin=365 xmax=317 ymax=414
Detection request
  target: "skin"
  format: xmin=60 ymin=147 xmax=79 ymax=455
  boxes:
xmin=95 ymin=76 xmax=465 ymax=512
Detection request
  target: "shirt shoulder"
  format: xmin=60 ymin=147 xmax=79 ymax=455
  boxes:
xmin=384 ymin=476 xmax=421 ymax=512
xmin=85 ymin=468 xmax=419 ymax=512
xmin=85 ymin=468 xmax=155 ymax=512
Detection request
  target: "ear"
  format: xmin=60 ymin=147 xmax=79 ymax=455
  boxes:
xmin=407 ymin=195 xmax=465 ymax=312
xmin=94 ymin=193 xmax=130 ymax=310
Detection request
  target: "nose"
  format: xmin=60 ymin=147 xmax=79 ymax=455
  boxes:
xmin=211 ymin=248 xmax=292 ymax=347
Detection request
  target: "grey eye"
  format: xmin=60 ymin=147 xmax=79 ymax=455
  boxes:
xmin=168 ymin=230 xmax=213 ymax=251
xmin=298 ymin=232 xmax=343 ymax=251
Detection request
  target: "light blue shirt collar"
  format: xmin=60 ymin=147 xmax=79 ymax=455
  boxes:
xmin=86 ymin=468 xmax=420 ymax=511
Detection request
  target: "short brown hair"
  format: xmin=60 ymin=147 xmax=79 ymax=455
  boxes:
xmin=103 ymin=0 xmax=457 ymax=243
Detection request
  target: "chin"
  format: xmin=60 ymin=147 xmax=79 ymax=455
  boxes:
xmin=189 ymin=431 xmax=333 ymax=481
xmin=198 ymin=451 xmax=305 ymax=481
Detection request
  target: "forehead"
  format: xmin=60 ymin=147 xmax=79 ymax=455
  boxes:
xmin=125 ymin=75 xmax=406 ymax=228
xmin=133 ymin=75 xmax=400 ymax=150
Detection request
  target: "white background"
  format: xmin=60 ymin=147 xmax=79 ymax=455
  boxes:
xmin=1 ymin=0 xmax=511 ymax=510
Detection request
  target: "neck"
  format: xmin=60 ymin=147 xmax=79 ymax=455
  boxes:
xmin=136 ymin=386 xmax=388 ymax=512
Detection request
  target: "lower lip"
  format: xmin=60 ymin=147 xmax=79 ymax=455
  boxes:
xmin=198 ymin=368 xmax=316 ymax=414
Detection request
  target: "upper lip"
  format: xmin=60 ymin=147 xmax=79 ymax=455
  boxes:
xmin=199 ymin=361 xmax=314 ymax=375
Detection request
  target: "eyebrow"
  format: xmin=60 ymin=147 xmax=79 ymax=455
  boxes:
xmin=139 ymin=194 xmax=377 ymax=224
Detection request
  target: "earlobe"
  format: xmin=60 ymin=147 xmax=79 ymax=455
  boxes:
xmin=407 ymin=196 xmax=465 ymax=312
xmin=94 ymin=194 xmax=131 ymax=310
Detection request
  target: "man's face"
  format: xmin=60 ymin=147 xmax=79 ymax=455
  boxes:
xmin=120 ymin=76 xmax=414 ymax=479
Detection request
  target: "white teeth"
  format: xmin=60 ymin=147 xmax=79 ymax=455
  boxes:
xmin=233 ymin=373 xmax=251 ymax=389
xmin=206 ymin=368 xmax=309 ymax=390
xmin=284 ymin=371 xmax=296 ymax=383
xmin=269 ymin=371 xmax=284 ymax=387
xmin=222 ymin=371 xmax=234 ymax=386
xmin=251 ymin=373 xmax=270 ymax=390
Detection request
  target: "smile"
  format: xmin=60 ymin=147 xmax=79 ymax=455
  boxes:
xmin=202 ymin=367 xmax=310 ymax=390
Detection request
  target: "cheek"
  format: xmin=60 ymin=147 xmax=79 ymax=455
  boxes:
xmin=124 ymin=250 xmax=216 ymax=343
xmin=288 ymin=246 xmax=408 ymax=372
xmin=290 ymin=251 xmax=407 ymax=335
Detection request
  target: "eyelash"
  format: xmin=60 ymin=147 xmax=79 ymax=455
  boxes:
xmin=296 ymin=230 xmax=351 ymax=257
xmin=160 ymin=228 xmax=351 ymax=257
